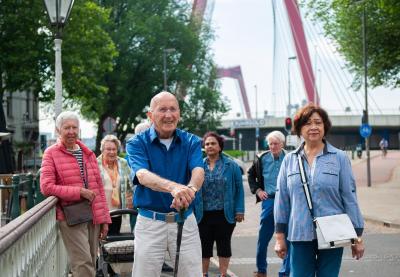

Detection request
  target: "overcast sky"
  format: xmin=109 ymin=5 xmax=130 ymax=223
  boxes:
xmin=211 ymin=0 xmax=400 ymax=118
xmin=40 ymin=0 xmax=400 ymax=137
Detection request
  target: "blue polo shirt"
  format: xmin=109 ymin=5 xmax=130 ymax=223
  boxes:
xmin=126 ymin=126 xmax=203 ymax=213
xmin=261 ymin=151 xmax=285 ymax=195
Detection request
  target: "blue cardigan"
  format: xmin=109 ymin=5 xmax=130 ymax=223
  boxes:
xmin=194 ymin=154 xmax=245 ymax=224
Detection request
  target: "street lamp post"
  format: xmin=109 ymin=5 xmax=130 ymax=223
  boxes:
xmin=43 ymin=0 xmax=75 ymax=119
xmin=254 ymin=85 xmax=259 ymax=153
xmin=287 ymin=56 xmax=297 ymax=117
xmin=163 ymin=48 xmax=175 ymax=91
xmin=361 ymin=3 xmax=372 ymax=187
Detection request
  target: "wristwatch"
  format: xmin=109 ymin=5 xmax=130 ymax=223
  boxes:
xmin=355 ymin=237 xmax=363 ymax=244
xmin=187 ymin=184 xmax=198 ymax=193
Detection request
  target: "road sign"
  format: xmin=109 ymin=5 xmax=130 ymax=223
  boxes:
xmin=103 ymin=117 xmax=117 ymax=133
xmin=359 ymin=123 xmax=372 ymax=138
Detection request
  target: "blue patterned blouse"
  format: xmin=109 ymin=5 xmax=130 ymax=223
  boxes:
xmin=202 ymin=157 xmax=225 ymax=211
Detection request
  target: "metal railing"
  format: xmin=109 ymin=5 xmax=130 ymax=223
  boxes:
xmin=0 ymin=196 xmax=69 ymax=277
xmin=0 ymin=172 xmax=45 ymax=226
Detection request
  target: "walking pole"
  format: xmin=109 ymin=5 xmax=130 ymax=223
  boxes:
xmin=173 ymin=208 xmax=185 ymax=277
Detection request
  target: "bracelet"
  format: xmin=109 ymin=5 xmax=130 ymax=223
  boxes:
xmin=187 ymin=184 xmax=198 ymax=193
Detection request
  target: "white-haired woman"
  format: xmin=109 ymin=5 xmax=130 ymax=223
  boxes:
xmin=41 ymin=111 xmax=111 ymax=277
xmin=97 ymin=135 xmax=133 ymax=234
xmin=248 ymin=130 xmax=290 ymax=277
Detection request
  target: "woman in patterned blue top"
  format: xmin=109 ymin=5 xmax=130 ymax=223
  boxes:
xmin=194 ymin=132 xmax=245 ymax=277
xmin=274 ymin=103 xmax=365 ymax=277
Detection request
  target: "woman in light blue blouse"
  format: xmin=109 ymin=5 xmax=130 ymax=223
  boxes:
xmin=194 ymin=132 xmax=245 ymax=277
xmin=274 ymin=104 xmax=365 ymax=276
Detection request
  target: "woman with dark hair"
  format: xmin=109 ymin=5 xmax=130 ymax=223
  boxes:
xmin=194 ymin=132 xmax=245 ymax=277
xmin=274 ymin=103 xmax=365 ymax=276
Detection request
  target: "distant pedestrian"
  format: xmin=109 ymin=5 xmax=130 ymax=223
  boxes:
xmin=194 ymin=132 xmax=245 ymax=277
xmin=379 ymin=137 xmax=388 ymax=157
xmin=41 ymin=111 xmax=111 ymax=277
xmin=274 ymin=103 xmax=365 ymax=277
xmin=248 ymin=131 xmax=290 ymax=277
xmin=126 ymin=91 xmax=204 ymax=277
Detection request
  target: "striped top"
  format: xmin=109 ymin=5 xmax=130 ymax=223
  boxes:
xmin=68 ymin=146 xmax=86 ymax=187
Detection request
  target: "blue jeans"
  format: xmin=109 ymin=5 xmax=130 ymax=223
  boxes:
xmin=256 ymin=199 xmax=290 ymax=276
xmin=290 ymin=240 xmax=343 ymax=277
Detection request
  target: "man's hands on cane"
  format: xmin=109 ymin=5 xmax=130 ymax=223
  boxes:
xmin=170 ymin=184 xmax=196 ymax=210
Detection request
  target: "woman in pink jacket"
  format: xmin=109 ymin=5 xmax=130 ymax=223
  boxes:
xmin=40 ymin=111 xmax=111 ymax=277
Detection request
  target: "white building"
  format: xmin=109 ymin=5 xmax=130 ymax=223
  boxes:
xmin=2 ymin=90 xmax=39 ymax=171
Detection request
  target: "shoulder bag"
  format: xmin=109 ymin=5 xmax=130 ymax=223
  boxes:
xmin=297 ymin=153 xmax=357 ymax=249
xmin=62 ymin=165 xmax=93 ymax=226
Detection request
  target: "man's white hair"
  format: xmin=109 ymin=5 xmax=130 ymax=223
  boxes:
xmin=266 ymin=130 xmax=286 ymax=145
xmin=55 ymin=111 xmax=80 ymax=131
xmin=134 ymin=121 xmax=151 ymax=134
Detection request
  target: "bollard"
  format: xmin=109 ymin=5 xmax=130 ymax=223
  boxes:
xmin=10 ymin=175 xmax=20 ymax=220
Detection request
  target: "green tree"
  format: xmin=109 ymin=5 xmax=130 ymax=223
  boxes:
xmin=180 ymin=84 xmax=229 ymax=136
xmin=41 ymin=1 xmax=117 ymax=110
xmin=0 ymin=1 xmax=47 ymax=131
xmin=0 ymin=1 xmax=115 ymax=171
xmin=86 ymin=0 xmax=227 ymax=152
xmin=304 ymin=0 xmax=400 ymax=88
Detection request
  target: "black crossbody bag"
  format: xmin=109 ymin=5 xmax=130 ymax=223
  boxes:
xmin=63 ymin=165 xmax=93 ymax=226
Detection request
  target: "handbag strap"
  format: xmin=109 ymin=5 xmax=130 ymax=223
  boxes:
xmin=297 ymin=153 xmax=315 ymax=218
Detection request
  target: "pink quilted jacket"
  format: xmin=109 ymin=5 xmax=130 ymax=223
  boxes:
xmin=40 ymin=139 xmax=111 ymax=225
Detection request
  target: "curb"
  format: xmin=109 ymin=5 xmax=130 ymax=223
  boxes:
xmin=363 ymin=215 xmax=400 ymax=229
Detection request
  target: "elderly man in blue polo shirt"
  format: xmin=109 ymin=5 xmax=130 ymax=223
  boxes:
xmin=248 ymin=131 xmax=290 ymax=277
xmin=126 ymin=91 xmax=204 ymax=277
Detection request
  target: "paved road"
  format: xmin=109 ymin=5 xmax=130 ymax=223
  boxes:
xmin=352 ymin=150 xmax=400 ymax=186
xmin=154 ymin=151 xmax=400 ymax=276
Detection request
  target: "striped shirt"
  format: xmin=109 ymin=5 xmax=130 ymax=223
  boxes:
xmin=68 ymin=147 xmax=86 ymax=187
xmin=274 ymin=142 xmax=364 ymax=241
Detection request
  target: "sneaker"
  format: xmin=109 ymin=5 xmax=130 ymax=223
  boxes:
xmin=253 ymin=272 xmax=267 ymax=277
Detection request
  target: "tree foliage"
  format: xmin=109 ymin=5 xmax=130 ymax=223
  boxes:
xmin=0 ymin=0 xmax=228 ymax=156
xmin=0 ymin=1 xmax=116 ymax=124
xmin=304 ymin=0 xmax=400 ymax=88
xmin=86 ymin=0 xmax=228 ymax=152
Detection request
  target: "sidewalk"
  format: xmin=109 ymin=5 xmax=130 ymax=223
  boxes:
xmin=352 ymin=150 xmax=400 ymax=228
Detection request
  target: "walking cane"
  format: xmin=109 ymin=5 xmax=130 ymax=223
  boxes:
xmin=173 ymin=208 xmax=185 ymax=277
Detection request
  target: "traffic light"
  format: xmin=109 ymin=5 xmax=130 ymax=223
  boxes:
xmin=285 ymin=117 xmax=292 ymax=132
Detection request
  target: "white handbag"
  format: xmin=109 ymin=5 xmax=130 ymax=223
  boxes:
xmin=297 ymin=154 xmax=357 ymax=249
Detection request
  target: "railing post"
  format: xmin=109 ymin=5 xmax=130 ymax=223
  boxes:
xmin=34 ymin=170 xmax=45 ymax=205
xmin=10 ymin=175 xmax=20 ymax=220
xmin=26 ymin=173 xmax=35 ymax=210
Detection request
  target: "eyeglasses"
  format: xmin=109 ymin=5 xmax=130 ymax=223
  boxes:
xmin=154 ymin=107 xmax=179 ymax=114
